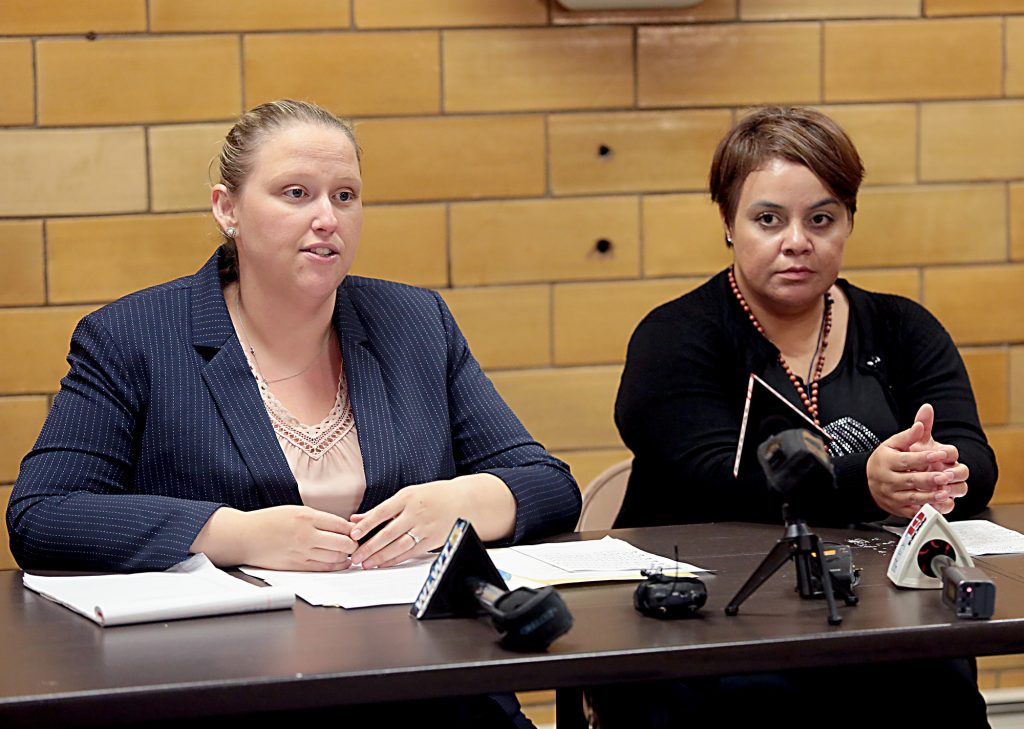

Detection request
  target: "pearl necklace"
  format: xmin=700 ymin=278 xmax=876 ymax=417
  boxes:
xmin=234 ymin=291 xmax=332 ymax=385
xmin=727 ymin=266 xmax=833 ymax=426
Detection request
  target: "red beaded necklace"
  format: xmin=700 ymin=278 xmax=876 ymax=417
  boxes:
xmin=727 ymin=266 xmax=833 ymax=426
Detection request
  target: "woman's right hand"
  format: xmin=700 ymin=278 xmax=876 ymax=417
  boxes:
xmin=191 ymin=505 xmax=358 ymax=570
xmin=866 ymin=403 xmax=968 ymax=518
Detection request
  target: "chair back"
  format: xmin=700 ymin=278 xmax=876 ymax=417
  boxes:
xmin=576 ymin=458 xmax=632 ymax=531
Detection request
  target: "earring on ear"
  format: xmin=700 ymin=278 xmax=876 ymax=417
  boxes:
xmin=725 ymin=234 xmax=733 ymax=246
xmin=225 ymin=226 xmax=237 ymax=239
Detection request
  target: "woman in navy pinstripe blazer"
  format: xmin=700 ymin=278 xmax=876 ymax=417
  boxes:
xmin=8 ymin=100 xmax=580 ymax=579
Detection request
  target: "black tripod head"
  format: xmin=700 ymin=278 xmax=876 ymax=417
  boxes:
xmin=757 ymin=428 xmax=835 ymax=521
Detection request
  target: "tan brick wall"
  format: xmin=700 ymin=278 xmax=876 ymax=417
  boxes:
xmin=2 ymin=2 xmax=1023 ymax=603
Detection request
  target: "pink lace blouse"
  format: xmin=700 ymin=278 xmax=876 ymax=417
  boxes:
xmin=249 ymin=362 xmax=367 ymax=518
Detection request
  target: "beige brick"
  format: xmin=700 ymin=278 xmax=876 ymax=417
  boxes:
xmin=444 ymin=28 xmax=632 ymax=113
xmin=0 ymin=221 xmax=44 ymax=306
xmin=0 ymin=396 xmax=48 ymax=483
xmin=921 ymin=102 xmax=1024 ymax=181
xmin=639 ymin=23 xmax=820 ymax=108
xmin=977 ymin=670 xmax=998 ymax=691
xmin=961 ymin=348 xmax=1009 ymax=426
xmin=844 ymin=186 xmax=1005 ymax=268
xmin=358 ymin=115 xmax=545 ymax=203
xmin=489 ymin=367 xmax=623 ymax=451
xmin=1011 ymin=346 xmax=1024 ymax=425
xmin=0 ymin=307 xmax=95 ymax=394
xmin=38 ymin=37 xmax=241 ymax=126
xmin=355 ymin=0 xmax=547 ymax=27
xmin=47 ymin=214 xmax=217 ymax=304
xmin=1010 ymin=18 xmax=1024 ymax=96
xmin=150 ymin=123 xmax=231 ymax=213
xmin=924 ymin=265 xmax=1024 ymax=345
xmin=0 ymin=40 xmax=33 ymax=125
xmin=824 ymin=19 xmax=1002 ymax=102
xmin=552 ymin=449 xmax=632 ymax=495
xmin=549 ymin=110 xmax=731 ymax=196
xmin=352 ymin=204 xmax=448 ymax=289
xmin=0 ymin=486 xmax=15 ymax=570
xmin=554 ymin=278 xmax=703 ymax=366
xmin=1002 ymin=669 xmax=1024 ymax=688
xmin=0 ymin=128 xmax=146 ymax=216
xmin=0 ymin=0 xmax=145 ymax=34
xmin=978 ymin=654 xmax=1024 ymax=671
xmin=643 ymin=194 xmax=732 ymax=278
xmin=989 ymin=427 xmax=1024 ymax=504
xmin=742 ymin=0 xmax=919 ymax=18
xmin=818 ymin=104 xmax=916 ymax=186
xmin=246 ymin=32 xmax=438 ymax=117
xmin=440 ymin=286 xmax=550 ymax=370
xmin=151 ymin=0 xmax=349 ymax=31
xmin=1013 ymin=185 xmax=1024 ymax=262
xmin=925 ymin=0 xmax=1024 ymax=15
xmin=519 ymin=699 xmax=555 ymax=729
xmin=451 ymin=197 xmax=639 ymax=286
xmin=841 ymin=268 xmax=920 ymax=301
xmin=552 ymin=0 xmax=735 ymax=24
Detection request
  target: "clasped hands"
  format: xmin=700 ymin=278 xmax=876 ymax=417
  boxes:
xmin=866 ymin=403 xmax=969 ymax=518
xmin=192 ymin=473 xmax=515 ymax=571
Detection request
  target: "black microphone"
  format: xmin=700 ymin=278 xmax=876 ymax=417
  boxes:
xmin=634 ymin=545 xmax=706 ymax=619
xmin=467 ymin=577 xmax=573 ymax=651
xmin=926 ymin=549 xmax=996 ymax=620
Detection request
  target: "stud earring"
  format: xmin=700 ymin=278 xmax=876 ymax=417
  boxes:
xmin=225 ymin=226 xmax=237 ymax=239
xmin=725 ymin=234 xmax=733 ymax=246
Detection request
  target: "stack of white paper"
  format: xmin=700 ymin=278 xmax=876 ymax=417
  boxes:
xmin=23 ymin=554 xmax=295 ymax=626
xmin=493 ymin=536 xmax=706 ymax=587
xmin=242 ymin=538 xmax=708 ymax=608
xmin=242 ymin=557 xmax=434 ymax=609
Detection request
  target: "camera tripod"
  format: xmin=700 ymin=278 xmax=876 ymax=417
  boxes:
xmin=724 ymin=506 xmax=858 ymax=626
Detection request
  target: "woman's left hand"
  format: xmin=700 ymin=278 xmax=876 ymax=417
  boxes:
xmin=866 ymin=403 xmax=969 ymax=517
xmin=348 ymin=473 xmax=517 ymax=569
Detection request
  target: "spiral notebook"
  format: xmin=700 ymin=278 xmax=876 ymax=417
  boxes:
xmin=23 ymin=554 xmax=295 ymax=626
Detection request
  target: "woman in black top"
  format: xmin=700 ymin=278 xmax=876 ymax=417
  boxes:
xmin=592 ymin=107 xmax=995 ymax=728
xmin=616 ymin=107 xmax=995 ymax=529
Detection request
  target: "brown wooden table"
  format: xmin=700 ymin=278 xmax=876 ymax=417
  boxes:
xmin=3 ymin=506 xmax=1024 ymax=727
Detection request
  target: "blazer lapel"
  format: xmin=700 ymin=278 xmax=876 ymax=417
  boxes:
xmin=335 ymin=283 xmax=402 ymax=510
xmin=191 ymin=253 xmax=300 ymax=507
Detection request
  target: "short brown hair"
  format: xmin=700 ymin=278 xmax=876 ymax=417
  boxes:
xmin=709 ymin=107 xmax=864 ymax=243
xmin=215 ymin=99 xmax=360 ymax=282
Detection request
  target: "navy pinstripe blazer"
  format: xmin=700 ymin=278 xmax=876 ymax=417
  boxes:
xmin=8 ymin=250 xmax=580 ymax=571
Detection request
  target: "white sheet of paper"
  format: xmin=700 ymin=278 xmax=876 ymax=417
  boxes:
xmin=241 ymin=557 xmax=434 ymax=609
xmin=883 ymin=519 xmax=1024 ymax=556
xmin=23 ymin=554 xmax=295 ymax=626
xmin=507 ymin=536 xmax=707 ymax=573
xmin=950 ymin=520 xmax=1024 ymax=556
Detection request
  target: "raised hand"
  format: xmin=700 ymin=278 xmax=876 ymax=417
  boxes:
xmin=866 ymin=403 xmax=969 ymax=517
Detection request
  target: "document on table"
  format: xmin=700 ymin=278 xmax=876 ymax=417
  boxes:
xmin=493 ymin=536 xmax=708 ymax=587
xmin=242 ymin=557 xmax=435 ymax=609
xmin=22 ymin=554 xmax=295 ymax=627
xmin=950 ymin=520 xmax=1024 ymax=556
xmin=883 ymin=520 xmax=1024 ymax=556
xmin=242 ymin=537 xmax=710 ymax=608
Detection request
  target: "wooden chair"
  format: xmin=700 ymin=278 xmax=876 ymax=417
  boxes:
xmin=576 ymin=458 xmax=632 ymax=532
